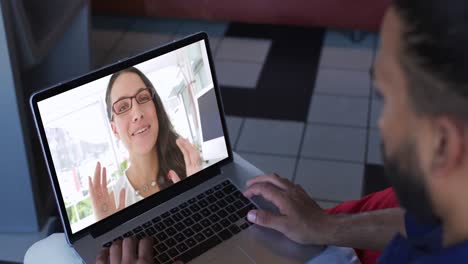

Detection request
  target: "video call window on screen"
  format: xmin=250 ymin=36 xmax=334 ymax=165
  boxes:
xmin=37 ymin=40 xmax=228 ymax=233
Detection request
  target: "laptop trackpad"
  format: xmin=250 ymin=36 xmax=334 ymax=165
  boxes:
xmin=191 ymin=245 xmax=255 ymax=264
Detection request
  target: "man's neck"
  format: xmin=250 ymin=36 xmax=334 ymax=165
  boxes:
xmin=442 ymin=202 xmax=468 ymax=247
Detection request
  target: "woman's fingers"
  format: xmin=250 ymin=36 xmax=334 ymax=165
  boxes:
xmin=88 ymin=176 xmax=95 ymax=198
xmin=101 ymin=166 xmax=108 ymax=195
xmin=182 ymin=138 xmax=201 ymax=169
xmin=176 ymin=138 xmax=191 ymax=168
xmin=168 ymin=170 xmax=181 ymax=183
xmin=117 ymin=188 xmax=126 ymax=211
xmin=93 ymin=162 xmax=102 ymax=193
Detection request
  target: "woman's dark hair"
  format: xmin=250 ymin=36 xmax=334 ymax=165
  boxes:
xmin=393 ymin=0 xmax=468 ymax=123
xmin=105 ymin=67 xmax=187 ymax=188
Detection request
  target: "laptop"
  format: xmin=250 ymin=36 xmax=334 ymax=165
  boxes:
xmin=30 ymin=32 xmax=322 ymax=263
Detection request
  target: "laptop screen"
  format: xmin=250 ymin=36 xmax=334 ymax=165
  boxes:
xmin=36 ymin=39 xmax=229 ymax=234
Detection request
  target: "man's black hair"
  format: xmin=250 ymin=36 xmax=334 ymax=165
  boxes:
xmin=393 ymin=0 xmax=468 ymax=122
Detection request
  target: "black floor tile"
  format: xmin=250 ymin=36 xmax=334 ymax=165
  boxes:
xmin=221 ymin=23 xmax=325 ymax=122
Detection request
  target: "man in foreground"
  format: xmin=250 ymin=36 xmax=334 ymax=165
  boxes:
xmin=100 ymin=0 xmax=468 ymax=262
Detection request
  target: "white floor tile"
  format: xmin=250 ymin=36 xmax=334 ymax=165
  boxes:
xmin=225 ymin=116 xmax=243 ymax=148
xmin=237 ymin=152 xmax=296 ymax=180
xmin=307 ymin=95 xmax=369 ymax=127
xmin=319 ymin=47 xmax=374 ymax=70
xmin=295 ymin=159 xmax=364 ymax=201
xmin=367 ymin=129 xmax=383 ymax=165
xmin=301 ymin=124 xmax=367 ymax=162
xmin=237 ymin=118 xmax=304 ymax=156
xmin=314 ymin=69 xmax=371 ymax=97
xmin=216 ymin=37 xmax=272 ymax=63
xmin=214 ymin=60 xmax=263 ymax=89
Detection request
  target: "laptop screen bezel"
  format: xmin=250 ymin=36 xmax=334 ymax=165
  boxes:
xmin=29 ymin=32 xmax=234 ymax=243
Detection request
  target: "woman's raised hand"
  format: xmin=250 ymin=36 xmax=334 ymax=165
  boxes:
xmin=176 ymin=138 xmax=202 ymax=177
xmin=88 ymin=162 xmax=126 ymax=221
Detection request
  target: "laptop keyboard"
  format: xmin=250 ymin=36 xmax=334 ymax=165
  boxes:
xmin=103 ymin=180 xmax=257 ymax=264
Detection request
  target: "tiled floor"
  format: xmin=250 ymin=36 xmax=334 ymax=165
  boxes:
xmin=91 ymin=16 xmax=385 ymax=209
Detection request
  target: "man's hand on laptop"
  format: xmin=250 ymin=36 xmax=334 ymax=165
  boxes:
xmin=96 ymin=237 xmax=183 ymax=264
xmin=89 ymin=161 xmax=126 ymax=221
xmin=243 ymin=173 xmax=337 ymax=246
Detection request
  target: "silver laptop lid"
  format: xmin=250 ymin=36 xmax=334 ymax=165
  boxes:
xmin=30 ymin=32 xmax=233 ymax=243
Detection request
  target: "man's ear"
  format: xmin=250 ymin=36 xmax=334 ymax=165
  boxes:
xmin=431 ymin=117 xmax=465 ymax=175
xmin=111 ymin=122 xmax=120 ymax=140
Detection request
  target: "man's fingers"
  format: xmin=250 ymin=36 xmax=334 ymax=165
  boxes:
xmin=168 ymin=170 xmax=181 ymax=183
xmin=243 ymin=182 xmax=288 ymax=212
xmin=247 ymin=209 xmax=287 ymax=233
xmin=138 ymin=237 xmax=154 ymax=262
xmin=246 ymin=174 xmax=291 ymax=191
xmin=95 ymin=248 xmax=109 ymax=264
xmin=109 ymin=239 xmax=122 ymax=264
xmin=122 ymin=237 xmax=137 ymax=262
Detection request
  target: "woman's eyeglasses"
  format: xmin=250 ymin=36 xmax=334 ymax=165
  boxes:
xmin=112 ymin=88 xmax=154 ymax=118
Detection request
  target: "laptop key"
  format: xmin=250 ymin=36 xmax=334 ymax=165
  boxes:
xmin=197 ymin=193 xmax=206 ymax=200
xmin=103 ymin=241 xmax=112 ymax=248
xmin=175 ymin=235 xmax=222 ymax=263
xmin=198 ymin=199 xmax=209 ymax=208
xmin=142 ymin=221 xmax=152 ymax=228
xmin=154 ymin=222 xmax=165 ymax=232
xmin=205 ymin=189 xmax=214 ymax=195
xmin=176 ymin=242 xmax=188 ymax=253
xmin=228 ymin=214 xmax=239 ymax=223
xmin=189 ymin=204 xmax=201 ymax=212
xmin=236 ymin=204 xmax=257 ymax=218
xmin=173 ymin=212 xmax=183 ymax=222
xmin=234 ymin=200 xmax=244 ymax=209
xmin=123 ymin=231 xmax=133 ymax=238
xmin=209 ymin=214 xmax=220 ymax=223
xmin=225 ymin=195 xmax=235 ymax=203
xmin=218 ymin=229 xmax=232 ymax=241
xmin=201 ymin=219 xmax=211 ymax=227
xmin=179 ymin=202 xmax=188 ymax=209
xmin=229 ymin=224 xmax=241 ymax=235
xmin=163 ymin=218 xmax=175 ymax=227
xmin=157 ymin=253 xmax=170 ymax=263
xmin=175 ymin=233 xmax=186 ymax=243
xmin=192 ymin=223 xmax=203 ymax=232
xmin=209 ymin=204 xmax=220 ymax=212
xmin=185 ymin=237 xmax=197 ymax=247
xmin=168 ymin=248 xmax=179 ymax=258
xmin=174 ymin=222 xmax=185 ymax=231
xmin=202 ymin=227 xmax=214 ymax=237
xmin=225 ymin=205 xmax=236 ymax=213
xmin=166 ymin=227 xmax=177 ymax=236
xmin=183 ymin=228 xmax=195 ymax=237
xmin=170 ymin=207 xmax=179 ymax=214
xmin=113 ymin=236 xmax=123 ymax=242
xmin=133 ymin=226 xmax=143 ymax=233
xmin=240 ymin=223 xmax=250 ymax=229
xmin=217 ymin=209 xmax=228 ymax=218
xmin=146 ymin=227 xmax=157 ymax=236
xmin=181 ymin=208 xmax=192 ymax=217
xmin=192 ymin=213 xmax=202 ymax=222
xmin=161 ymin=211 xmax=171 ymax=218
xmin=223 ymin=185 xmax=236 ymax=194
xmin=200 ymin=208 xmax=211 ymax=217
xmin=216 ymin=199 xmax=228 ymax=208
xmin=212 ymin=223 xmax=222 ymax=233
xmin=214 ymin=183 xmax=223 ymax=190
xmin=222 ymin=180 xmax=230 ymax=186
xmin=188 ymin=198 xmax=197 ymax=204
xmin=194 ymin=233 xmax=206 ymax=242
xmin=166 ymin=238 xmax=177 ymax=248
xmin=220 ymin=219 xmax=230 ymax=227
xmin=151 ymin=216 xmax=161 ymax=224
xmin=155 ymin=243 xmax=168 ymax=253
xmin=156 ymin=232 xmax=168 ymax=241
xmin=183 ymin=218 xmax=194 ymax=226
xmin=206 ymin=195 xmax=217 ymax=203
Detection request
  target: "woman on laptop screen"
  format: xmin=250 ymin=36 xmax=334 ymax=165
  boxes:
xmin=88 ymin=67 xmax=202 ymax=221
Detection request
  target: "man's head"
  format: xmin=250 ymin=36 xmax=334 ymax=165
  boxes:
xmin=374 ymin=1 xmax=468 ymax=225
